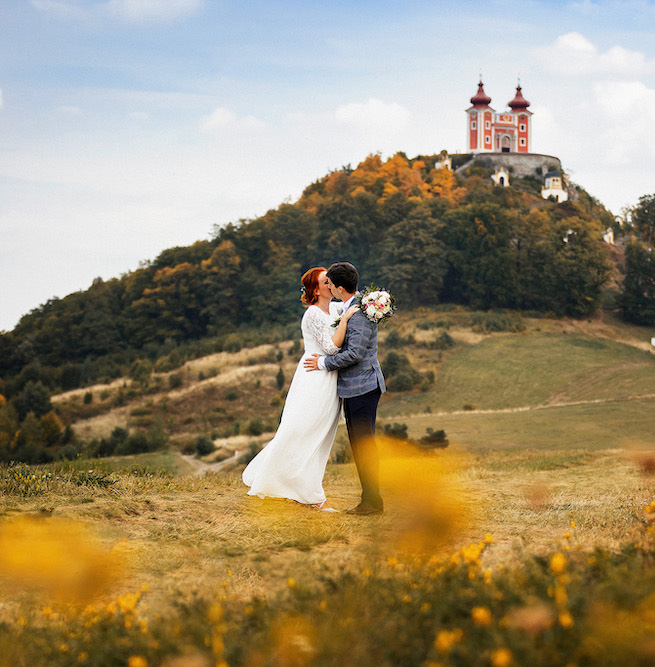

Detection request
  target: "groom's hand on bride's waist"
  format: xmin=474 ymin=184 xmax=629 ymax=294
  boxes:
xmin=303 ymin=353 xmax=322 ymax=372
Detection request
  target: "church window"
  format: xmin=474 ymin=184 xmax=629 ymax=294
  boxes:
xmin=471 ymin=121 xmax=477 ymax=129
xmin=519 ymin=138 xmax=526 ymax=146
xmin=485 ymin=136 xmax=491 ymax=144
xmin=519 ymin=123 xmax=526 ymax=132
xmin=485 ymin=120 xmax=491 ymax=129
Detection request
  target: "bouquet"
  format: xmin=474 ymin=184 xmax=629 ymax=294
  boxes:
xmin=359 ymin=285 xmax=396 ymax=324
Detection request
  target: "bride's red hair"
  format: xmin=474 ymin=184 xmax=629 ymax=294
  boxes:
xmin=301 ymin=267 xmax=326 ymax=306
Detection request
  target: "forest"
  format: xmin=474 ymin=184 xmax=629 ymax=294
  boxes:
xmin=1 ymin=151 xmax=654 ymax=463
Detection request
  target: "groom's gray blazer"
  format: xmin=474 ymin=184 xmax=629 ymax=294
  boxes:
xmin=323 ymin=310 xmax=386 ymax=399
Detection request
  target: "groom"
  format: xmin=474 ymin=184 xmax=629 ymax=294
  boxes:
xmin=304 ymin=261 xmax=386 ymax=515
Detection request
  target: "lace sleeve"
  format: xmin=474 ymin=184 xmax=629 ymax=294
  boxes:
xmin=305 ymin=307 xmax=340 ymax=355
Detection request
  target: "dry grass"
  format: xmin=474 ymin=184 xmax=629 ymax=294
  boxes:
xmin=2 ymin=445 xmax=653 ymax=609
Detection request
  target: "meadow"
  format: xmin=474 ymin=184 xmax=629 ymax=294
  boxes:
xmin=2 ymin=310 xmax=655 ymax=665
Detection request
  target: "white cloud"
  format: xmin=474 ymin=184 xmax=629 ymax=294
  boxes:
xmin=55 ymin=105 xmax=83 ymax=115
xmin=200 ymin=107 xmax=267 ymax=134
xmin=29 ymin=0 xmax=85 ymax=19
xmin=335 ymin=98 xmax=411 ymax=135
xmin=106 ymin=0 xmax=203 ymax=23
xmin=592 ymin=80 xmax=655 ymax=163
xmin=31 ymin=0 xmax=203 ymax=22
xmin=538 ymin=32 xmax=655 ymax=77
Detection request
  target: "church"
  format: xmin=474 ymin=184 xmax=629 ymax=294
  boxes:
xmin=457 ymin=78 xmax=569 ymax=203
xmin=466 ymin=79 xmax=532 ymax=153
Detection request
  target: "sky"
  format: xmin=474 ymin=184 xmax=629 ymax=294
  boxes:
xmin=2 ymin=0 xmax=655 ymax=332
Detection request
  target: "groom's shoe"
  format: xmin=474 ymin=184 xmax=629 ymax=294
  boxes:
xmin=344 ymin=503 xmax=383 ymax=516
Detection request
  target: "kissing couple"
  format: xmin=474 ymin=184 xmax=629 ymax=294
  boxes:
xmin=242 ymin=261 xmax=387 ymax=515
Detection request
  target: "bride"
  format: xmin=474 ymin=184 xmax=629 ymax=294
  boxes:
xmin=242 ymin=266 xmax=358 ymax=512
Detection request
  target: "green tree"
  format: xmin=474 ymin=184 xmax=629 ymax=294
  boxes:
xmin=632 ymin=194 xmax=655 ymax=246
xmin=376 ymin=204 xmax=448 ymax=307
xmin=620 ymin=242 xmax=655 ymax=324
xmin=13 ymin=380 xmax=52 ymax=421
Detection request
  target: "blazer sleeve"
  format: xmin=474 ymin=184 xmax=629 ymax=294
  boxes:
xmin=323 ymin=313 xmax=372 ymax=371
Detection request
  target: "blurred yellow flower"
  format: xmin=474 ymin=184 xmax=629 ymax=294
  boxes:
xmin=491 ymin=647 xmax=513 ymax=666
xmin=550 ymin=552 xmax=567 ymax=575
xmin=128 ymin=657 xmax=148 ymax=667
xmin=485 ymin=533 xmax=494 ymax=544
xmin=0 ymin=516 xmax=122 ymax=602
xmin=559 ymin=611 xmax=574 ymax=628
xmin=287 ymin=577 xmax=296 ymax=589
xmin=472 ymin=606 xmax=493 ymax=627
xmin=434 ymin=628 xmax=463 ymax=653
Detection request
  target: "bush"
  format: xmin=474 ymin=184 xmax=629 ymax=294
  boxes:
xmin=387 ymin=372 xmax=416 ymax=392
xmin=195 ymin=435 xmax=215 ymax=457
xmin=246 ymin=419 xmax=264 ymax=436
xmin=383 ymin=422 xmax=408 ymax=440
xmin=431 ymin=331 xmax=455 ymax=350
xmin=238 ymin=441 xmax=262 ymax=465
xmin=169 ymin=373 xmax=184 ymax=390
xmin=83 ymin=391 xmax=93 ymax=404
xmin=469 ymin=311 xmax=525 ymax=333
xmin=56 ymin=444 xmax=80 ymax=460
xmin=419 ymin=428 xmax=449 ymax=448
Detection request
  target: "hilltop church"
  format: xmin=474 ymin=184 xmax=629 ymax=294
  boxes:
xmin=466 ymin=79 xmax=532 ymax=154
xmin=456 ymin=78 xmax=568 ymax=203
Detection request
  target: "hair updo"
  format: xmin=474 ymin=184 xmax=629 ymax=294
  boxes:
xmin=300 ymin=266 xmax=326 ymax=306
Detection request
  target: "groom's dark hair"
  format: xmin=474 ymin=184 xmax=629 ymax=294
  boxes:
xmin=327 ymin=262 xmax=359 ymax=294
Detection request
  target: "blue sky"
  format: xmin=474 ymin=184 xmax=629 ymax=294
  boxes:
xmin=2 ymin=0 xmax=655 ymax=331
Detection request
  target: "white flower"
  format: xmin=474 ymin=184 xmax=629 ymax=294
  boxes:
xmin=366 ymin=305 xmax=376 ymax=318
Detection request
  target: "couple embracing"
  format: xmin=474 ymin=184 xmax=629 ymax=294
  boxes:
xmin=242 ymin=262 xmax=386 ymax=515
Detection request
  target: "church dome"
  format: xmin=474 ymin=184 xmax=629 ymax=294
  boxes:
xmin=470 ymin=81 xmax=492 ymax=107
xmin=508 ymin=84 xmax=530 ymax=110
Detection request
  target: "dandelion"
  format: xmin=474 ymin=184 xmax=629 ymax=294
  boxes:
xmin=491 ymin=648 xmax=513 ymax=666
xmin=472 ymin=606 xmax=493 ymax=627
xmin=570 ymin=520 xmax=576 ymax=528
xmin=485 ymin=533 xmax=494 ymax=544
xmin=287 ymin=577 xmax=296 ymax=589
xmin=387 ymin=557 xmax=399 ymax=569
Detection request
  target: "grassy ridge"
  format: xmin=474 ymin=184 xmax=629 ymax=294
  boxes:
xmin=382 ymin=332 xmax=655 ymax=417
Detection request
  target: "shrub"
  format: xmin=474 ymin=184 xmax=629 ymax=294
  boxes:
xmin=223 ymin=334 xmax=242 ymax=353
xmin=469 ymin=311 xmax=525 ymax=333
xmin=169 ymin=373 xmax=184 ymax=389
xmin=246 ymin=419 xmax=264 ymax=436
xmin=238 ymin=441 xmax=263 ymax=464
xmin=431 ymin=331 xmax=455 ymax=350
xmin=383 ymin=423 xmax=408 ymax=440
xmin=420 ymin=428 xmax=449 ymax=448
xmin=387 ymin=372 xmax=416 ymax=392
xmin=83 ymin=391 xmax=93 ymax=404
xmin=194 ymin=435 xmax=215 ymax=457
xmin=276 ymin=367 xmax=285 ymax=390
xmin=56 ymin=444 xmax=80 ymax=460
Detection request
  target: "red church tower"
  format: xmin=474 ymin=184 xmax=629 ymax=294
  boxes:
xmin=466 ymin=79 xmax=532 ymax=153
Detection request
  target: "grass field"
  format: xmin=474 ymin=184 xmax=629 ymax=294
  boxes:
xmin=3 ymin=311 xmax=655 ymax=665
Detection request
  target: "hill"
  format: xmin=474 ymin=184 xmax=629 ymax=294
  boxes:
xmin=1 ymin=152 xmax=616 ymax=390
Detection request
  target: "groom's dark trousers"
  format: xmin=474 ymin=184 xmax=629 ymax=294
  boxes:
xmin=343 ymin=386 xmax=383 ymax=510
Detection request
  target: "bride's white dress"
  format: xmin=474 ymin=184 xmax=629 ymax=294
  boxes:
xmin=242 ymin=303 xmax=341 ymax=505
